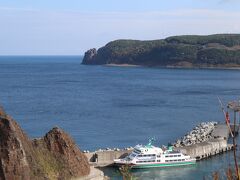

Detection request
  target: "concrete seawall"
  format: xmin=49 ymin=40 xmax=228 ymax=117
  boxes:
xmin=85 ymin=150 xmax=132 ymax=167
xmin=175 ymin=139 xmax=232 ymax=160
xmin=174 ymin=124 xmax=233 ymax=159
xmin=212 ymin=124 xmax=229 ymax=139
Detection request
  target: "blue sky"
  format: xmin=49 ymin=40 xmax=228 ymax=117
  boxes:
xmin=0 ymin=0 xmax=240 ymax=55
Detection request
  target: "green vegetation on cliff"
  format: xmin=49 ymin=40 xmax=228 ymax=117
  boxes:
xmin=82 ymin=34 xmax=240 ymax=67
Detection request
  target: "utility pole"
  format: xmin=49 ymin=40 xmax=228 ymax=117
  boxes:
xmin=228 ymin=100 xmax=240 ymax=179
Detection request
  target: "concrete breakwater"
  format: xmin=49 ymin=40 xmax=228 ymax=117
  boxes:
xmin=85 ymin=122 xmax=234 ymax=167
xmin=173 ymin=121 xmax=218 ymax=147
xmin=175 ymin=139 xmax=233 ymax=160
xmin=174 ymin=123 xmax=233 ymax=159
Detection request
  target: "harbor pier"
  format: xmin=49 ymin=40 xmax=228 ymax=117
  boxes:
xmin=175 ymin=139 xmax=233 ymax=160
xmin=85 ymin=123 xmax=235 ymax=167
xmin=85 ymin=150 xmax=131 ymax=167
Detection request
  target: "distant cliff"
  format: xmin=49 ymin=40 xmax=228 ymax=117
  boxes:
xmin=0 ymin=106 xmax=90 ymax=180
xmin=82 ymin=34 xmax=240 ymax=67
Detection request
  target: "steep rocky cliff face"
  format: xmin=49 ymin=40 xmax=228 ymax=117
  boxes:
xmin=0 ymin=107 xmax=90 ymax=180
xmin=82 ymin=48 xmax=99 ymax=65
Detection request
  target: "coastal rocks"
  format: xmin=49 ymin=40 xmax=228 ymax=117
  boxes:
xmin=174 ymin=122 xmax=217 ymax=147
xmin=0 ymin=107 xmax=90 ymax=179
xmin=82 ymin=48 xmax=98 ymax=65
xmin=0 ymin=113 xmax=33 ymax=180
xmin=42 ymin=127 xmax=90 ymax=178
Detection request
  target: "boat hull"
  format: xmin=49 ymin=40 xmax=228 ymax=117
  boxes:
xmin=114 ymin=160 xmax=196 ymax=169
xmin=131 ymin=161 xmax=196 ymax=169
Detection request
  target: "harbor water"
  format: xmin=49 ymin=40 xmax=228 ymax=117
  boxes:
xmin=0 ymin=56 xmax=240 ymax=179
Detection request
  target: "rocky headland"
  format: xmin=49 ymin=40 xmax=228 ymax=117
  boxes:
xmin=0 ymin=106 xmax=91 ymax=180
xmin=82 ymin=34 xmax=240 ymax=68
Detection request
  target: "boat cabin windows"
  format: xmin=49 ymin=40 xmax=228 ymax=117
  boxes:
xmin=166 ymin=159 xmax=185 ymax=162
xmin=133 ymin=149 xmax=141 ymax=154
xmin=136 ymin=160 xmax=155 ymax=163
xmin=131 ymin=154 xmax=137 ymax=157
xmin=178 ymin=159 xmax=185 ymax=161
xmin=165 ymin=154 xmax=181 ymax=158
xmin=137 ymin=154 xmax=156 ymax=157
xmin=157 ymin=160 xmax=161 ymax=162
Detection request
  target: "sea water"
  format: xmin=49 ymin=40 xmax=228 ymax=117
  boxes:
xmin=0 ymin=56 xmax=240 ymax=179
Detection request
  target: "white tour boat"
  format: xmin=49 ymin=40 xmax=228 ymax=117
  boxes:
xmin=114 ymin=140 xmax=196 ymax=169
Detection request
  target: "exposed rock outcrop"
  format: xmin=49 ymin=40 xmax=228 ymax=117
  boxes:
xmin=0 ymin=108 xmax=90 ymax=180
xmin=82 ymin=48 xmax=99 ymax=65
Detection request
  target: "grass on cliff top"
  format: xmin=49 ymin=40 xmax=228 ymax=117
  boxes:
xmin=104 ymin=39 xmax=166 ymax=55
xmin=100 ymin=35 xmax=240 ymax=58
xmin=165 ymin=34 xmax=240 ymax=47
xmin=35 ymin=148 xmax=64 ymax=180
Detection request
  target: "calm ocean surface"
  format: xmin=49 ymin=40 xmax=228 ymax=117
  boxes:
xmin=0 ymin=56 xmax=240 ymax=179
